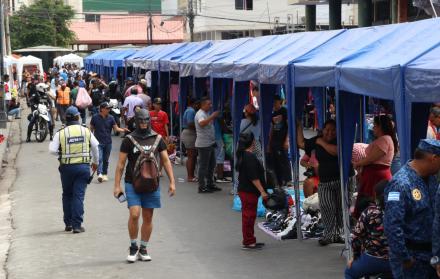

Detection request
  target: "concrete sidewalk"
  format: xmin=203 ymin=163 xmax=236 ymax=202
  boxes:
xmin=0 ymin=118 xmax=22 ymax=279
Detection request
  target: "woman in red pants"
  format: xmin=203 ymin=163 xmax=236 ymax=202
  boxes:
xmin=352 ymin=115 xmax=398 ymax=218
xmin=236 ymin=132 xmax=269 ymax=250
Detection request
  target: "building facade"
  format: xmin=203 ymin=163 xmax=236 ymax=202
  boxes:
xmin=184 ymin=0 xmax=358 ymax=41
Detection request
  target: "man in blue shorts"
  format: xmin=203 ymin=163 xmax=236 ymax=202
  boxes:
xmin=113 ymin=108 xmax=176 ymax=263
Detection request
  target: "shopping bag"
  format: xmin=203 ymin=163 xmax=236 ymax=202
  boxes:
xmin=75 ymin=87 xmax=92 ymax=109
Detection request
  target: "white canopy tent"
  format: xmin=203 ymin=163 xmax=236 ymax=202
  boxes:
xmin=16 ymin=55 xmax=44 ymax=84
xmin=54 ymin=53 xmax=84 ymax=68
xmin=3 ymin=56 xmax=18 ymax=89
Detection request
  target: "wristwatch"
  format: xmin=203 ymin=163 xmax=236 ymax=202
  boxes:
xmin=430 ymin=256 xmax=440 ymax=267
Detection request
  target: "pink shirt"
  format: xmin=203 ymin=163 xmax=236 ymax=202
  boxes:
xmin=365 ymin=135 xmax=394 ymax=166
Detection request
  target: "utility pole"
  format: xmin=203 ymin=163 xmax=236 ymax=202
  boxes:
xmin=305 ymin=5 xmax=316 ymax=31
xmin=5 ymin=1 xmax=11 ymax=55
xmin=329 ymin=0 xmax=342 ymax=30
xmin=358 ymin=0 xmax=372 ymax=27
xmin=148 ymin=12 xmax=153 ymax=45
xmin=188 ymin=0 xmax=195 ymax=42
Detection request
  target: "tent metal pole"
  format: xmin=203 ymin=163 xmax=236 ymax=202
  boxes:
xmin=169 ymin=73 xmax=174 ymax=138
xmin=179 ymin=75 xmax=184 ymax=165
xmin=287 ymin=68 xmax=302 ymax=241
xmin=335 ymin=84 xmax=353 ymax=262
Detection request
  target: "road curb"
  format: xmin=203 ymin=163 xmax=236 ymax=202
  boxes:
xmin=0 ymin=117 xmax=22 ymax=279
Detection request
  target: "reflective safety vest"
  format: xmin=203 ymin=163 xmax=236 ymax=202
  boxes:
xmin=57 ymin=87 xmax=70 ymax=105
xmin=59 ymin=125 xmax=91 ymax=165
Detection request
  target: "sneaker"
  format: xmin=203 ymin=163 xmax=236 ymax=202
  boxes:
xmin=242 ymin=244 xmax=263 ymax=250
xmin=65 ymin=226 xmax=73 ymax=232
xmin=127 ymin=245 xmax=139 ymax=263
xmin=138 ymin=246 xmax=152 ymax=261
xmin=97 ymin=174 xmax=103 ymax=183
xmin=198 ymin=187 xmax=214 ymax=194
xmin=215 ymin=178 xmax=231 ymax=183
xmin=208 ymin=185 xmax=222 ymax=192
xmin=102 ymin=175 xmax=109 ymax=182
xmin=72 ymin=227 xmax=85 ymax=234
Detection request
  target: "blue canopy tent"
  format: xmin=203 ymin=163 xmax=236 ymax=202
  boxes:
xmin=290 ymin=23 xmax=404 ymax=255
xmin=159 ymin=41 xmax=215 ymax=155
xmin=92 ymin=51 xmax=115 ymax=78
xmin=337 ymin=18 xmax=440 ymax=185
xmin=250 ymin=30 xmax=343 ymax=240
xmin=332 ymin=18 xmax=440 ymax=259
xmin=84 ymin=51 xmax=104 ymax=72
xmin=125 ymin=45 xmax=167 ymax=94
xmin=101 ymin=49 xmax=139 ymax=81
xmin=405 ymin=44 xmax=440 ymax=158
xmin=143 ymin=43 xmax=189 ymax=100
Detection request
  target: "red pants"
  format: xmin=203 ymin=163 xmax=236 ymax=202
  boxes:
xmin=238 ymin=191 xmax=258 ymax=246
xmin=354 ymin=164 xmax=391 ymax=218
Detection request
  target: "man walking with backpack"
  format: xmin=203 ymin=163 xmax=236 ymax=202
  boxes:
xmin=113 ymin=108 xmax=176 ymax=263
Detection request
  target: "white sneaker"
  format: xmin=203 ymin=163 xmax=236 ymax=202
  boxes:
xmin=102 ymin=175 xmax=109 ymax=182
xmin=138 ymin=246 xmax=152 ymax=261
xmin=97 ymin=174 xmax=103 ymax=183
xmin=127 ymin=246 xmax=139 ymax=263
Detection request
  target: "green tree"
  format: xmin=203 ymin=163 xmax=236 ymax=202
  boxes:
xmin=10 ymin=0 xmax=76 ymax=50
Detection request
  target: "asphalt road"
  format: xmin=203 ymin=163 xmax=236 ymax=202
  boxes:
xmin=6 ymin=121 xmax=345 ymax=279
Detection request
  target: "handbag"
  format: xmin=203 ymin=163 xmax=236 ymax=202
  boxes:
xmin=75 ymin=88 xmax=92 ymax=109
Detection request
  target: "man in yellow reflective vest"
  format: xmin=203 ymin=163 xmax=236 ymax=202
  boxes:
xmin=49 ymin=106 xmax=99 ymax=233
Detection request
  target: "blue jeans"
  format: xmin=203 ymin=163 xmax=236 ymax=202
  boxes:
xmin=79 ymin=108 xmax=86 ymax=125
xmin=59 ymin=164 xmax=90 ymax=229
xmin=98 ymin=144 xmax=112 ymax=175
xmin=8 ymin=108 xmax=20 ymax=118
xmin=345 ymin=253 xmax=391 ymax=279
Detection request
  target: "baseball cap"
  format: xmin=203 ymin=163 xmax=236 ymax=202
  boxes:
xmin=65 ymin=106 xmax=80 ymax=118
xmin=153 ymin=98 xmax=162 ymax=104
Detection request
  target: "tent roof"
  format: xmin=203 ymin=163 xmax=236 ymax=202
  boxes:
xmin=143 ymin=42 xmax=189 ymax=71
xmin=292 ymin=23 xmax=402 ymax=87
xmin=13 ymin=45 xmax=72 ymax=52
xmin=19 ymin=55 xmax=43 ymax=63
xmin=101 ymin=49 xmax=138 ymax=67
xmin=179 ymin=38 xmax=252 ymax=77
xmin=166 ymin=41 xmax=214 ymax=72
xmin=405 ymin=45 xmax=440 ymax=103
xmin=338 ymin=18 xmax=440 ymax=100
xmin=205 ymin=35 xmax=277 ymax=79
xmin=256 ymin=29 xmax=344 ymax=84
xmin=125 ymin=45 xmax=169 ymax=68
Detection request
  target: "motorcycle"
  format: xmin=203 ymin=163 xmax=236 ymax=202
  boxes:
xmin=109 ymin=98 xmax=121 ymax=135
xmin=30 ymin=102 xmax=50 ymax=142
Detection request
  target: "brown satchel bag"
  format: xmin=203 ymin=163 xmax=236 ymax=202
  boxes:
xmin=127 ymin=135 xmax=162 ymax=193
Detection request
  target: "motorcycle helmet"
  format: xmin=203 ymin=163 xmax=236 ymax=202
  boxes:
xmin=36 ymin=83 xmax=49 ymax=93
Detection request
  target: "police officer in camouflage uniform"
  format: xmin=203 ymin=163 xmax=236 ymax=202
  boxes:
xmin=384 ymin=139 xmax=440 ymax=279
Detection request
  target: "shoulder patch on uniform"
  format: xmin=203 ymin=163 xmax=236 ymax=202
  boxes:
xmin=388 ymin=192 xmax=400 ymax=201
